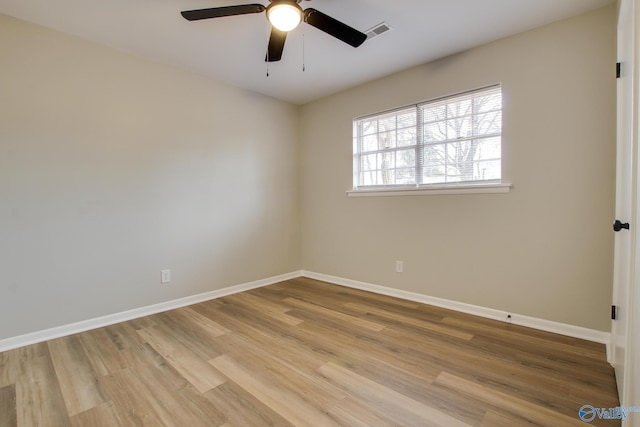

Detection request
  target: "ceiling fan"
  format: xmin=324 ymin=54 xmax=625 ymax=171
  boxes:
xmin=180 ymin=0 xmax=367 ymax=62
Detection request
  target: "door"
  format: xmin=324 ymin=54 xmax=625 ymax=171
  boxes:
xmin=612 ymin=0 xmax=635 ymax=403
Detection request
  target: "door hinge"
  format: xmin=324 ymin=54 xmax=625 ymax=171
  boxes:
xmin=612 ymin=305 xmax=618 ymax=320
xmin=617 ymin=62 xmax=622 ymax=79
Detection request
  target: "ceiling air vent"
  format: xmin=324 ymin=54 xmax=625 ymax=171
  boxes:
xmin=365 ymin=22 xmax=391 ymax=40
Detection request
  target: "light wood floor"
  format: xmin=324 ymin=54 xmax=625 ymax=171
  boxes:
xmin=0 ymin=277 xmax=619 ymax=427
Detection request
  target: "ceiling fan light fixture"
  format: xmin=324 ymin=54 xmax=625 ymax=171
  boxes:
xmin=267 ymin=2 xmax=303 ymax=32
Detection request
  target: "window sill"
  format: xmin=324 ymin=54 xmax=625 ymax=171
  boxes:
xmin=346 ymin=182 xmax=512 ymax=197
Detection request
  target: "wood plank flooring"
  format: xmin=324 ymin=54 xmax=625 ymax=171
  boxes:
xmin=0 ymin=277 xmax=620 ymax=426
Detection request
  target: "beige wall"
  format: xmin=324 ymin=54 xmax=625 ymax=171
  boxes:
xmin=300 ymin=5 xmax=617 ymax=331
xmin=0 ymin=14 xmax=300 ymax=340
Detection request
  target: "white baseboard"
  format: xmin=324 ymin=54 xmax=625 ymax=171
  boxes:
xmin=301 ymin=271 xmax=611 ymax=348
xmin=0 ymin=271 xmax=302 ymax=353
xmin=0 ymin=269 xmax=611 ymax=358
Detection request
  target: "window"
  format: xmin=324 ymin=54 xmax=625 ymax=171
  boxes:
xmin=352 ymin=85 xmax=502 ymax=192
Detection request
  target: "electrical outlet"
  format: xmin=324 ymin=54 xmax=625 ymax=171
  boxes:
xmin=161 ymin=269 xmax=171 ymax=284
xmin=395 ymin=261 xmax=404 ymax=273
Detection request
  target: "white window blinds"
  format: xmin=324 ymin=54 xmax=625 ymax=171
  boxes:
xmin=353 ymin=85 xmax=502 ymax=190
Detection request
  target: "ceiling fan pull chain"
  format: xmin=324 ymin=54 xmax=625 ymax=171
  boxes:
xmin=302 ymin=28 xmax=306 ymax=72
xmin=266 ymin=42 xmax=270 ymax=76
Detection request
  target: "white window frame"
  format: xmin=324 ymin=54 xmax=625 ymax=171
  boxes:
xmin=349 ymin=85 xmax=511 ymax=197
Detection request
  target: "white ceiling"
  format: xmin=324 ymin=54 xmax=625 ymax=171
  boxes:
xmin=0 ymin=0 xmax=614 ymax=105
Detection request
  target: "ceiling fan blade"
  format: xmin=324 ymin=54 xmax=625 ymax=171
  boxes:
xmin=265 ymin=28 xmax=287 ymax=62
xmin=303 ymin=8 xmax=367 ymax=48
xmin=181 ymin=4 xmax=265 ymax=21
